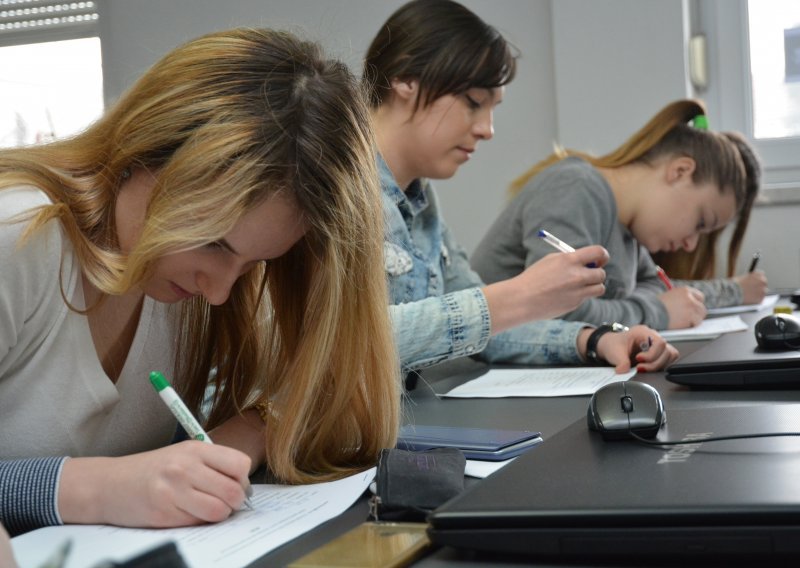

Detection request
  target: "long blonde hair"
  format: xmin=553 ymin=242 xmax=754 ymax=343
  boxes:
xmin=511 ymin=99 xmax=750 ymax=209
xmin=0 ymin=28 xmax=399 ymax=483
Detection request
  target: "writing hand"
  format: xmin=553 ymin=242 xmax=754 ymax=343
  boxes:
xmin=734 ymin=270 xmax=767 ymax=305
xmin=483 ymin=245 xmax=609 ymax=334
xmin=58 ymin=441 xmax=252 ymax=528
xmin=660 ymin=286 xmax=706 ymax=329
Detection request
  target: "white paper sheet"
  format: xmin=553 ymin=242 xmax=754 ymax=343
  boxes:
xmin=11 ymin=468 xmax=375 ymax=568
xmin=706 ymin=294 xmax=779 ymax=316
xmin=465 ymin=458 xmax=516 ymax=478
xmin=442 ymin=368 xmax=636 ymax=398
xmin=658 ymin=314 xmax=748 ymax=341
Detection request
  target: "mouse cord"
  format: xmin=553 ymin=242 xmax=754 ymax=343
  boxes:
xmin=629 ymin=431 xmax=800 ymax=445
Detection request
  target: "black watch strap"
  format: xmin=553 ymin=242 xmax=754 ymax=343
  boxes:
xmin=585 ymin=322 xmax=629 ymax=364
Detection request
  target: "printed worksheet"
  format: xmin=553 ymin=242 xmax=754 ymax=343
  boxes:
xmin=442 ymin=367 xmax=636 ymax=398
xmin=12 ymin=469 xmax=374 ymax=568
xmin=658 ymin=314 xmax=749 ymax=341
xmin=706 ymin=294 xmax=780 ymax=316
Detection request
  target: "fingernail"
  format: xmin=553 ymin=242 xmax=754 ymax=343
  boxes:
xmin=637 ymin=365 xmax=647 ymax=373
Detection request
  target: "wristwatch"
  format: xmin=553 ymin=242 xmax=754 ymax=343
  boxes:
xmin=585 ymin=322 xmax=629 ymax=364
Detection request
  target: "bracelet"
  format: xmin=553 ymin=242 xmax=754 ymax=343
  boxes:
xmin=585 ymin=322 xmax=629 ymax=364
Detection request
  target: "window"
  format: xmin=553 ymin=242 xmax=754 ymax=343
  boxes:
xmin=0 ymin=1 xmax=102 ymax=148
xmin=748 ymin=1 xmax=800 ymax=140
xmin=700 ymin=0 xmax=800 ymax=192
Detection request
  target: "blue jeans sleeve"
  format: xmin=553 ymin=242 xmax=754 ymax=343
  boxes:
xmin=390 ymin=287 xmax=492 ymax=371
xmin=479 ymin=319 xmax=587 ymax=365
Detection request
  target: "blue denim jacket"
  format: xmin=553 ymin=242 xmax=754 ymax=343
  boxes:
xmin=380 ymin=157 xmax=588 ymax=372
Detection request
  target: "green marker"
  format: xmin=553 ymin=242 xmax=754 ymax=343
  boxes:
xmin=149 ymin=371 xmax=254 ymax=508
xmin=150 ymin=371 xmax=211 ymax=443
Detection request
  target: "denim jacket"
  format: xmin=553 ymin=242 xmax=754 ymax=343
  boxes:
xmin=380 ymin=157 xmax=588 ymax=372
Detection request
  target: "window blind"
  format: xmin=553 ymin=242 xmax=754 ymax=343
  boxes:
xmin=0 ymin=0 xmax=98 ymax=46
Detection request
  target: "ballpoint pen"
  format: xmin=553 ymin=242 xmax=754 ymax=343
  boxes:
xmin=655 ymin=265 xmax=673 ymax=291
xmin=537 ymin=229 xmax=575 ymax=253
xmin=149 ymin=371 xmax=254 ymax=509
xmin=748 ymin=251 xmax=761 ymax=273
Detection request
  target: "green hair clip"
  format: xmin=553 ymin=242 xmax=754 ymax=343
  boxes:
xmin=692 ymin=114 xmax=709 ymax=130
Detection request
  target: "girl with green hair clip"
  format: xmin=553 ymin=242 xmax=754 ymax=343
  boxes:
xmin=472 ymin=99 xmax=763 ymax=331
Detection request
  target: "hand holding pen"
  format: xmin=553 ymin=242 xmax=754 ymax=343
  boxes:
xmin=56 ymin=419 xmax=255 ymax=528
xmin=748 ymin=251 xmax=760 ymax=273
xmin=655 ymin=266 xmax=673 ymax=290
xmin=735 ymin=251 xmax=768 ymax=305
xmin=482 ymin=233 xmax=608 ymax=332
xmin=150 ymin=371 xmax=254 ymax=509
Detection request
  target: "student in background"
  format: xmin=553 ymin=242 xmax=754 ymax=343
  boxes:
xmin=650 ymin=132 xmax=766 ymax=306
xmin=364 ymin=0 xmax=678 ymax=373
xmin=0 ymin=28 xmax=399 ymax=536
xmin=471 ymin=99 xmax=761 ymax=330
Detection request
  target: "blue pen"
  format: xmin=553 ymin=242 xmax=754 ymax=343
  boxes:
xmin=538 ymin=229 xmax=598 ymax=267
xmin=538 ymin=229 xmax=575 ymax=253
xmin=150 ymin=371 xmax=254 ymax=509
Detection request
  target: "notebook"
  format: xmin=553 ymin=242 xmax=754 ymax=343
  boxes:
xmin=428 ymin=403 xmax=800 ymax=561
xmin=397 ymin=425 xmax=542 ymax=461
xmin=665 ymin=325 xmax=800 ymax=387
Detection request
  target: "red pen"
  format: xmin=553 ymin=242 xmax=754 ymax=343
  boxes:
xmin=656 ymin=266 xmax=673 ymax=290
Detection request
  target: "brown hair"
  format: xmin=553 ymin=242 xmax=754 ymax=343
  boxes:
xmin=363 ymin=0 xmax=517 ymax=111
xmin=513 ymin=100 xmax=748 ymax=205
xmin=651 ymin=131 xmax=761 ymax=278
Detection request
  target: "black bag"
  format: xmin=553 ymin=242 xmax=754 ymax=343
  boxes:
xmin=370 ymin=447 xmax=466 ymax=522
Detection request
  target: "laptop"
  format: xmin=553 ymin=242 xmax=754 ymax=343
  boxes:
xmin=665 ymin=326 xmax=800 ymax=387
xmin=428 ymin=403 xmax=800 ymax=561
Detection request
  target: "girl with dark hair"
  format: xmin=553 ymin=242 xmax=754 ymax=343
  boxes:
xmin=472 ymin=99 xmax=764 ymax=330
xmin=365 ymin=0 xmax=678 ymax=372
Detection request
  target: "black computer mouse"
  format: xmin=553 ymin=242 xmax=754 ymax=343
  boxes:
xmin=587 ymin=381 xmax=665 ymax=440
xmin=755 ymin=313 xmax=800 ymax=350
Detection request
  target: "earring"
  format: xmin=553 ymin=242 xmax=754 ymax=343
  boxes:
xmin=120 ymin=168 xmax=131 ymax=181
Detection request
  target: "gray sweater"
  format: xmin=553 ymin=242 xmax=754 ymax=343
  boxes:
xmin=471 ymin=157 xmax=741 ymax=330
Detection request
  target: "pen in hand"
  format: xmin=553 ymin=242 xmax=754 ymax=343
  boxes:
xmin=537 ymin=229 xmax=575 ymax=253
xmin=149 ymin=371 xmax=254 ymax=510
xmin=655 ymin=266 xmax=673 ymax=291
xmin=538 ymin=229 xmax=601 ymax=268
xmin=748 ymin=251 xmax=761 ymax=273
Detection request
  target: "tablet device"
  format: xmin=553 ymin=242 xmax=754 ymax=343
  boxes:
xmin=397 ymin=425 xmax=542 ymax=461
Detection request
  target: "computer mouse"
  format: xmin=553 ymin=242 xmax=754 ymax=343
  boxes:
xmin=755 ymin=313 xmax=800 ymax=350
xmin=587 ymin=381 xmax=665 ymax=440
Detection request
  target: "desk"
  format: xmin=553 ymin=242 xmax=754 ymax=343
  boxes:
xmin=257 ymin=310 xmax=800 ymax=566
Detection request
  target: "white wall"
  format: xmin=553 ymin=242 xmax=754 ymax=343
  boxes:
xmin=551 ymin=0 xmax=691 ymax=154
xmin=96 ymin=0 xmax=799 ymax=288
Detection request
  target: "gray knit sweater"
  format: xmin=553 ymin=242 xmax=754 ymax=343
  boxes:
xmin=471 ymin=157 xmax=741 ymax=330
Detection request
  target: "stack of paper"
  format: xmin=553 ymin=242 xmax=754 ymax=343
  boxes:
xmin=659 ymin=314 xmax=748 ymax=342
